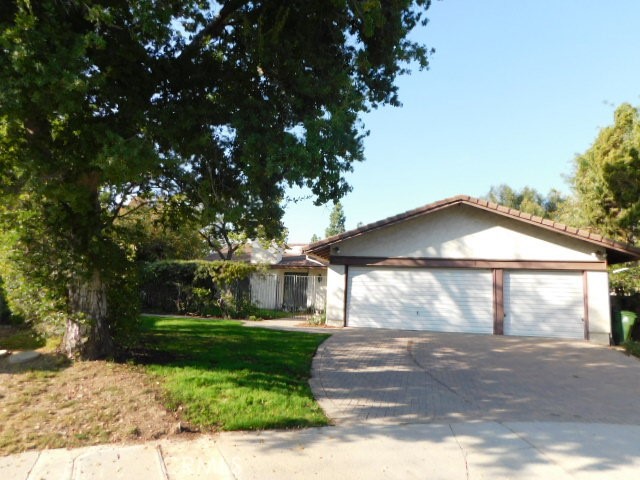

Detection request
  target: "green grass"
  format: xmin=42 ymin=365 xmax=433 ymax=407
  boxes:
xmin=0 ymin=328 xmax=47 ymax=350
xmin=245 ymin=307 xmax=293 ymax=320
xmin=136 ymin=316 xmax=330 ymax=431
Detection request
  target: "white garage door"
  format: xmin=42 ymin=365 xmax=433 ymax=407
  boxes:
xmin=504 ymin=271 xmax=585 ymax=339
xmin=347 ymin=267 xmax=494 ymax=333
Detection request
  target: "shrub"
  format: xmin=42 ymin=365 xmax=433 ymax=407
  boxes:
xmin=139 ymin=260 xmax=256 ymax=318
xmin=623 ymin=340 xmax=640 ymax=359
xmin=0 ymin=276 xmax=12 ymax=324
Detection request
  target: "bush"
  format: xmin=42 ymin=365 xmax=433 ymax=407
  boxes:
xmin=140 ymin=260 xmax=257 ymax=318
xmin=0 ymin=253 xmax=67 ymax=336
xmin=623 ymin=340 xmax=640 ymax=359
xmin=0 ymin=276 xmax=12 ymax=324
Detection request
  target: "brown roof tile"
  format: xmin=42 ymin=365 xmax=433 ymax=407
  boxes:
xmin=304 ymin=194 xmax=640 ymax=264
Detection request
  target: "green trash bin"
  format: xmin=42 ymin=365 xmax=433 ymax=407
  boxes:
xmin=611 ymin=310 xmax=623 ymax=345
xmin=620 ymin=310 xmax=637 ymax=343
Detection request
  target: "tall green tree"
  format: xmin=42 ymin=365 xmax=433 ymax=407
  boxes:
xmin=325 ymin=202 xmax=347 ymax=237
xmin=571 ymin=103 xmax=640 ymax=243
xmin=569 ymin=103 xmax=640 ymax=295
xmin=0 ymin=1 xmax=433 ymax=358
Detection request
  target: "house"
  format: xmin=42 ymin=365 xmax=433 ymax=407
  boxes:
xmin=208 ymin=242 xmax=327 ymax=313
xmin=304 ymin=195 xmax=640 ymax=344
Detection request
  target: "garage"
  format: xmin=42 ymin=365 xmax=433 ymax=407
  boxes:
xmin=504 ymin=271 xmax=585 ymax=339
xmin=347 ymin=267 xmax=494 ymax=333
xmin=305 ymin=195 xmax=640 ymax=344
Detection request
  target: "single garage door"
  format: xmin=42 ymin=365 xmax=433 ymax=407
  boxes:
xmin=504 ymin=271 xmax=585 ymax=339
xmin=347 ymin=267 xmax=494 ymax=333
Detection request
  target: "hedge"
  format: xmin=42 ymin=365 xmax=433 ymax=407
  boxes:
xmin=140 ymin=260 xmax=257 ymax=317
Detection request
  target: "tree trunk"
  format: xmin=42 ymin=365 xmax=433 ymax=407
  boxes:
xmin=63 ymin=269 xmax=114 ymax=359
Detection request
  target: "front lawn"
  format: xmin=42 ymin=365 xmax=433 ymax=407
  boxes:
xmin=0 ymin=316 xmax=330 ymax=455
xmin=136 ymin=316 xmax=330 ymax=430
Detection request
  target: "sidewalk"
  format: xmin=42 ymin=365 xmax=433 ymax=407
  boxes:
xmin=3 ymin=422 xmax=640 ymax=479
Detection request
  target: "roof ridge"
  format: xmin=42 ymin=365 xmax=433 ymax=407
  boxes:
xmin=305 ymin=194 xmax=640 ymax=262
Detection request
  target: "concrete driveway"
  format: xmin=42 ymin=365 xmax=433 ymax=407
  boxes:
xmin=310 ymin=329 xmax=640 ymax=425
xmin=6 ymin=322 xmax=640 ymax=480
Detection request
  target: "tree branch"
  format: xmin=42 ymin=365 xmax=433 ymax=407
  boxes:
xmin=178 ymin=0 xmax=247 ymax=61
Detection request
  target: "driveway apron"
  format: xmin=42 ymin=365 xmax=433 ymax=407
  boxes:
xmin=310 ymin=329 xmax=640 ymax=425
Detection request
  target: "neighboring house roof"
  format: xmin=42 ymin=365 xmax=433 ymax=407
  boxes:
xmin=304 ymin=194 xmax=640 ymax=264
xmin=269 ymin=254 xmax=327 ymax=269
xmin=205 ymin=245 xmax=253 ymax=263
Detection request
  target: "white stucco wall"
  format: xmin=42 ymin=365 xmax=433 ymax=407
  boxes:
xmin=337 ymin=205 xmax=600 ymax=261
xmin=326 ymin=265 xmax=346 ymax=327
xmin=586 ymin=271 xmax=611 ymax=345
xmin=250 ymin=240 xmax=283 ymax=264
xmin=323 ymin=205 xmax=616 ymax=339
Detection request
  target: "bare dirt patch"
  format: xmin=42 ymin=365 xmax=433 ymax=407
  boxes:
xmin=0 ymin=353 xmax=191 ymax=456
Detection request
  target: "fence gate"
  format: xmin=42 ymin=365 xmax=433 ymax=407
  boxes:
xmin=250 ymin=272 xmax=326 ymax=317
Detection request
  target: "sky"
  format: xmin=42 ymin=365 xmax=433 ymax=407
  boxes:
xmin=283 ymin=0 xmax=640 ymax=244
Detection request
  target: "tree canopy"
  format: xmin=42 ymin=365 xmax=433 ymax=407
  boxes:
xmin=571 ymin=103 xmax=640 ymax=244
xmin=568 ymin=103 xmax=640 ymax=295
xmin=0 ymin=0 xmax=433 ymax=358
xmin=325 ymin=202 xmax=347 ymax=237
xmin=486 ymin=184 xmax=567 ymax=219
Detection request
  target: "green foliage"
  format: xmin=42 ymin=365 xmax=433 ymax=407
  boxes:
xmin=115 ymin=199 xmax=208 ymax=262
xmin=139 ymin=316 xmax=329 ymax=430
xmin=623 ymin=340 xmax=640 ymax=359
xmin=325 ymin=201 xmax=347 ymax=237
xmin=245 ymin=308 xmax=292 ymax=320
xmin=610 ymin=266 xmax=640 ymax=296
xmin=486 ymin=185 xmax=568 ymax=219
xmin=140 ymin=260 xmax=257 ymax=317
xmin=0 ymin=0 xmax=432 ymax=356
xmin=0 ymin=234 xmax=68 ymax=337
xmin=0 ymin=277 xmax=12 ymax=324
xmin=571 ymin=103 xmax=640 ymax=243
xmin=310 ymin=234 xmax=320 ymax=243
xmin=0 ymin=327 xmax=46 ymax=350
xmin=307 ymin=312 xmax=327 ymax=326
xmin=567 ymin=103 xmax=640 ymax=296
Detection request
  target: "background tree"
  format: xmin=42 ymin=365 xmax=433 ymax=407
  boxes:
xmin=486 ymin=185 xmax=567 ymax=219
xmin=568 ymin=103 xmax=640 ymax=294
xmin=0 ymin=1 xmax=433 ymax=358
xmin=570 ymin=103 xmax=640 ymax=243
xmin=325 ymin=202 xmax=347 ymax=237
xmin=191 ymin=158 xmax=287 ymax=260
xmin=116 ymin=198 xmax=208 ymax=262
xmin=310 ymin=234 xmax=320 ymax=243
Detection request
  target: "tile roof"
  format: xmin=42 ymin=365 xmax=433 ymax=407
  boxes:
xmin=304 ymin=194 xmax=640 ymax=264
xmin=269 ymin=254 xmax=328 ymax=269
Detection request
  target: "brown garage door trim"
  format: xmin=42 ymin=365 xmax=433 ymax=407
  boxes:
xmin=493 ymin=269 xmax=505 ymax=335
xmin=331 ymin=256 xmax=606 ymax=271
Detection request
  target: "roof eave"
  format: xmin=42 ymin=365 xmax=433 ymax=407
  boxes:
xmin=303 ymin=195 xmax=640 ymax=264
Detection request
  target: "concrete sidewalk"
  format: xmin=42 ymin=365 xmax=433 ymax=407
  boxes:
xmin=3 ymin=422 xmax=640 ymax=479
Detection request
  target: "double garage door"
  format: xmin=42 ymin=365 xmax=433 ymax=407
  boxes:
xmin=347 ymin=267 xmax=586 ymax=339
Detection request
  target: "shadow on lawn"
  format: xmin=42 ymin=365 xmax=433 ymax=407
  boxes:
xmin=117 ymin=316 xmax=330 ymax=430
xmin=123 ymin=317 xmax=329 ymax=375
xmin=0 ymin=351 xmax=70 ymax=374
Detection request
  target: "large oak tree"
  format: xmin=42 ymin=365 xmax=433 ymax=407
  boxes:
xmin=0 ymin=1 xmax=432 ymax=358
